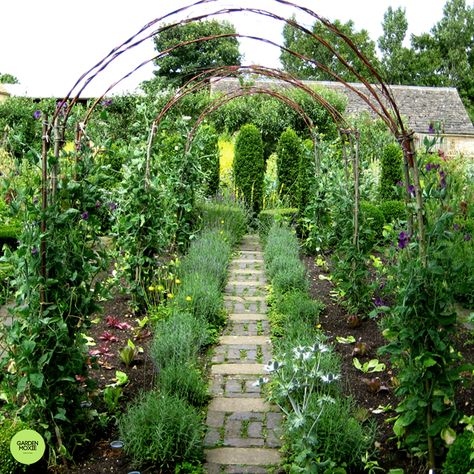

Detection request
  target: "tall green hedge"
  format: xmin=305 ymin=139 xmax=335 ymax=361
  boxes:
xmin=233 ymin=124 xmax=265 ymax=214
xmin=276 ymin=128 xmax=302 ymax=207
xmin=194 ymin=124 xmax=220 ymax=196
xmin=379 ymin=143 xmax=403 ymax=201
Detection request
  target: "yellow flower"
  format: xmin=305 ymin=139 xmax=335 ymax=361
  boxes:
xmin=186 ymin=296 xmax=192 ymax=302
xmin=167 ymin=293 xmax=174 ymax=299
xmin=175 ymin=278 xmax=181 ymax=285
xmin=220 ymin=220 xmax=225 ymax=224
xmin=148 ymin=286 xmax=155 ymax=292
xmin=220 ymin=230 xmax=224 ymax=235
xmin=157 ymin=285 xmax=165 ymax=292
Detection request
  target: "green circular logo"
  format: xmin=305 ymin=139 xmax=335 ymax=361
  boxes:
xmin=10 ymin=429 xmax=45 ymax=465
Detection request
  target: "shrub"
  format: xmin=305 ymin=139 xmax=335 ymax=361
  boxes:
xmin=279 ymin=290 xmax=325 ymax=325
xmin=264 ymin=222 xmax=300 ymax=268
xmin=151 ymin=311 xmax=210 ymax=370
xmin=175 ymin=273 xmax=224 ymax=327
xmin=296 ymin=139 xmax=316 ymax=215
xmin=0 ymin=224 xmax=21 ymax=249
xmin=359 ymin=201 xmax=385 ymax=250
xmin=379 ymin=143 xmax=403 ymax=200
xmin=118 ymin=391 xmax=203 ymax=469
xmin=276 ymin=128 xmax=302 ymax=207
xmin=233 ymin=124 xmax=265 ymax=214
xmin=158 ymin=361 xmax=209 ymax=407
xmin=180 ymin=230 xmax=231 ymax=287
xmin=0 ymin=418 xmax=28 ymax=474
xmin=442 ymin=431 xmax=474 ymax=474
xmin=379 ymin=199 xmax=406 ymax=223
xmin=197 ymin=202 xmax=247 ymax=246
xmin=269 ymin=255 xmax=308 ymax=294
xmin=258 ymin=208 xmax=298 ymax=238
xmin=194 ymin=124 xmax=220 ymax=196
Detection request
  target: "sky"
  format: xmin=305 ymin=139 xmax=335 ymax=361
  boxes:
xmin=0 ymin=0 xmax=449 ymax=98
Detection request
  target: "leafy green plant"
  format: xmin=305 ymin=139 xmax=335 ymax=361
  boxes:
xmin=442 ymin=431 xmax=474 ymax=474
xmin=276 ymin=128 xmax=303 ymax=207
xmin=233 ymin=124 xmax=265 ymax=215
xmin=0 ymin=418 xmax=28 ymax=474
xmin=258 ymin=208 xmax=298 ymax=238
xmin=379 ymin=142 xmax=403 ymax=201
xmin=118 ymin=391 xmax=203 ymax=469
xmin=119 ymin=339 xmax=141 ymax=368
xmin=193 ymin=124 xmax=220 ymax=197
xmin=158 ymin=361 xmax=209 ymax=407
xmin=353 ymin=358 xmax=386 ymax=373
xmin=379 ymin=200 xmax=406 ymax=224
xmin=103 ymin=386 xmax=123 ymax=413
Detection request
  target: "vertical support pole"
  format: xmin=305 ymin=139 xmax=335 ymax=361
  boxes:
xmin=312 ymin=128 xmax=320 ymax=176
xmin=40 ymin=116 xmax=49 ymax=310
xmin=145 ymin=122 xmax=157 ymax=190
xmin=351 ymin=131 xmax=360 ymax=252
xmin=340 ymin=130 xmax=350 ymax=190
xmin=52 ymin=117 xmax=63 ymax=199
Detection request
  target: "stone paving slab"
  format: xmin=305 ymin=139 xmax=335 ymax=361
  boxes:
xmin=211 ymin=363 xmax=265 ymax=375
xmin=224 ymin=295 xmax=267 ymax=302
xmin=206 ymin=448 xmax=281 ymax=465
xmin=219 ymin=336 xmax=270 ymax=345
xmin=209 ymin=397 xmax=271 ymax=412
xmin=229 ymin=313 xmax=268 ymax=321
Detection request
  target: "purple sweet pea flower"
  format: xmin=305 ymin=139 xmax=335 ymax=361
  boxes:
xmin=31 ymin=246 xmax=39 ymax=256
xmin=408 ymin=185 xmax=416 ymax=197
xmin=428 ymin=123 xmax=435 ymax=134
xmin=33 ymin=110 xmax=42 ymax=120
xmin=81 ymin=211 xmax=89 ymax=220
xmin=107 ymin=202 xmax=117 ymax=211
xmin=453 ymin=223 xmax=460 ymax=231
xmin=439 ymin=170 xmax=447 ymax=189
xmin=374 ymin=296 xmax=385 ymax=307
xmin=101 ymin=99 xmax=112 ymax=107
xmin=465 ymin=234 xmax=472 ymax=242
xmin=398 ymin=231 xmax=409 ymax=249
xmin=95 ymin=200 xmax=101 ymax=208
xmin=397 ymin=180 xmax=404 ymax=187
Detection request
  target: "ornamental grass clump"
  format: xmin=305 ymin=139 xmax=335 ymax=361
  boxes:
xmin=118 ymin=391 xmax=203 ymax=469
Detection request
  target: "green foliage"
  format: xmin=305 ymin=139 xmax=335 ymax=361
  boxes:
xmin=118 ymin=391 xmax=203 ymax=469
xmin=158 ymin=361 xmax=209 ymax=407
xmin=296 ymin=139 xmax=316 ymax=217
xmin=150 ymin=19 xmax=241 ymax=88
xmin=379 ymin=143 xmax=403 ymax=201
xmin=175 ymin=273 xmax=224 ymax=327
xmin=0 ymin=73 xmax=18 ymax=84
xmin=281 ymin=16 xmax=380 ymax=81
xmin=0 ymin=418 xmax=28 ymax=474
xmin=151 ymin=310 xmax=210 ymax=370
xmin=212 ymin=88 xmax=344 ymax=159
xmin=0 ymin=224 xmax=21 ymax=248
xmin=360 ymin=201 xmax=385 ymax=249
xmin=258 ymin=208 xmax=298 ymax=238
xmin=442 ymin=431 xmax=474 ymax=474
xmin=193 ymin=124 xmax=220 ymax=197
xmin=276 ymin=128 xmax=303 ymax=206
xmin=233 ymin=124 xmax=265 ymax=214
xmin=197 ymin=201 xmax=247 ymax=247
xmin=379 ymin=200 xmax=406 ymax=223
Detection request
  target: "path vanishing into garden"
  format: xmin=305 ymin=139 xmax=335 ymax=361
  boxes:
xmin=205 ymin=235 xmax=282 ymax=473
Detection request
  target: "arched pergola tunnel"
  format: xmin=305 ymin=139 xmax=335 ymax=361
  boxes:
xmin=31 ymin=0 xmax=439 ymax=467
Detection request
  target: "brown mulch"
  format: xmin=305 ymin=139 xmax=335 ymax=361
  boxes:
xmin=302 ymin=254 xmax=474 ymax=473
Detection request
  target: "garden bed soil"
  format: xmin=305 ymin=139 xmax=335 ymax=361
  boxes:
xmin=302 ymin=254 xmax=474 ymax=473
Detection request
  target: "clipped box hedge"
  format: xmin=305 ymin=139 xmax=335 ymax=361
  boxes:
xmin=258 ymin=208 xmax=298 ymax=238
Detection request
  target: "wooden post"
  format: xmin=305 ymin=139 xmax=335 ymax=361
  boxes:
xmin=351 ymin=131 xmax=360 ymax=252
xmin=145 ymin=122 xmax=157 ymax=190
xmin=52 ymin=117 xmax=63 ymax=199
xmin=340 ymin=130 xmax=350 ymax=189
xmin=40 ymin=116 xmax=49 ymax=310
xmin=312 ymin=128 xmax=320 ymax=176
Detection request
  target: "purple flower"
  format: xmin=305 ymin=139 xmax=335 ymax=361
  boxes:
xmin=439 ymin=170 xmax=447 ymax=189
xmin=33 ymin=110 xmax=42 ymax=120
xmin=374 ymin=296 xmax=385 ymax=307
xmin=408 ymin=185 xmax=416 ymax=197
xmin=425 ymin=163 xmax=440 ymax=172
xmin=101 ymin=99 xmax=112 ymax=107
xmin=81 ymin=211 xmax=89 ymax=220
xmin=428 ymin=122 xmax=435 ymax=134
xmin=95 ymin=200 xmax=101 ymax=208
xmin=33 ymin=196 xmax=38 ymax=204
xmin=107 ymin=202 xmax=117 ymax=211
xmin=31 ymin=246 xmax=39 ymax=256
xmin=398 ymin=231 xmax=409 ymax=249
xmin=465 ymin=234 xmax=472 ymax=242
xmin=396 ymin=180 xmax=404 ymax=187
xmin=453 ymin=223 xmax=460 ymax=231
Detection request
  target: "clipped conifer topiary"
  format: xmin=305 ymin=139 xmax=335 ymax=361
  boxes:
xmin=296 ymin=139 xmax=316 ymax=214
xmin=194 ymin=124 xmax=220 ymax=196
xmin=276 ymin=128 xmax=303 ymax=207
xmin=233 ymin=124 xmax=265 ymax=214
xmin=379 ymin=143 xmax=403 ymax=201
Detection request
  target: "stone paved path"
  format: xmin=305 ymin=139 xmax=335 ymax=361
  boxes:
xmin=205 ymin=235 xmax=282 ymax=473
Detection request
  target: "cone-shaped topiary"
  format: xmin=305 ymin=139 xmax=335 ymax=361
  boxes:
xmin=296 ymin=138 xmax=316 ymax=214
xmin=276 ymin=128 xmax=303 ymax=207
xmin=233 ymin=124 xmax=265 ymax=214
xmin=194 ymin=124 xmax=220 ymax=196
xmin=379 ymin=143 xmax=403 ymax=201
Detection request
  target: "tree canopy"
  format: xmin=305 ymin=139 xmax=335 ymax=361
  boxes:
xmin=149 ymin=19 xmax=241 ymax=89
xmin=0 ymin=73 xmax=19 ymax=84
